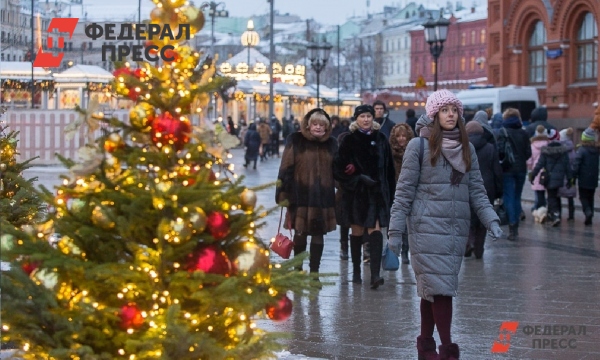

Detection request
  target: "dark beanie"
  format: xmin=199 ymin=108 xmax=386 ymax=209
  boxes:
xmin=354 ymin=104 xmax=375 ymax=119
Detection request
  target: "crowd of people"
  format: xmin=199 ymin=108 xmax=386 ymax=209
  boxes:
xmin=268 ymin=89 xmax=599 ymax=359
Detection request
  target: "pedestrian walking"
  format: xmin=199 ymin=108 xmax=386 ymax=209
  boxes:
xmin=388 ymin=122 xmax=414 ymax=264
xmin=405 ymin=108 xmax=418 ymax=136
xmin=373 ymin=100 xmax=395 ymax=139
xmin=330 ymin=115 xmax=346 ymax=140
xmin=527 ymin=125 xmax=549 ymax=216
xmin=558 ymin=128 xmax=576 ymax=220
xmin=257 ymin=119 xmax=272 ymax=161
xmin=243 ymin=123 xmax=261 ymax=170
xmin=269 ymin=115 xmax=282 ymax=157
xmin=573 ymin=126 xmax=599 ymax=226
xmin=227 ymin=116 xmax=236 ymax=136
xmin=333 ymin=104 xmax=396 ymax=289
xmin=388 ymin=89 xmax=502 ymax=360
xmin=471 ymin=110 xmax=496 ymax=145
xmin=525 ymin=106 xmax=557 ymax=138
xmin=275 ymin=108 xmax=338 ymax=278
xmin=529 ymin=129 xmax=573 ymax=227
xmin=496 ymin=108 xmax=531 ymax=240
xmin=465 ymin=120 xmax=503 ymax=259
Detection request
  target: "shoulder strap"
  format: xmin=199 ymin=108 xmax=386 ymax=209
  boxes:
xmin=419 ymin=137 xmax=424 ymax=166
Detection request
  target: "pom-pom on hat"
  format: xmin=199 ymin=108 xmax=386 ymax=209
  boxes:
xmin=353 ymin=104 xmax=375 ymax=119
xmin=425 ymin=89 xmax=463 ymax=120
xmin=559 ymin=127 xmax=573 ymax=141
xmin=582 ymin=127 xmax=597 ymax=142
xmin=548 ymin=129 xmax=560 ymax=141
xmin=535 ymin=125 xmax=548 ymax=138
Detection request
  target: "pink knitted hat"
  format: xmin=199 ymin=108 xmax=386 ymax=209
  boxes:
xmin=425 ymin=89 xmax=464 ymax=120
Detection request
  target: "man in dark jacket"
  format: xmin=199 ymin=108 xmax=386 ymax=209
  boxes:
xmin=405 ymin=108 xmax=418 ymax=136
xmin=269 ymin=115 xmax=282 ymax=157
xmin=372 ymin=100 xmax=395 ymax=139
xmin=497 ymin=108 xmax=532 ymax=240
xmin=573 ymin=127 xmax=599 ymax=225
xmin=525 ymin=107 xmax=557 ymax=138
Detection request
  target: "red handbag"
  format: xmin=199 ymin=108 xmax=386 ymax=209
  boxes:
xmin=270 ymin=208 xmax=294 ymax=259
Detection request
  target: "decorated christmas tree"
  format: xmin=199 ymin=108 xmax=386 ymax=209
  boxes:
xmin=0 ymin=1 xmax=315 ymax=358
xmin=0 ymin=123 xmax=46 ymax=229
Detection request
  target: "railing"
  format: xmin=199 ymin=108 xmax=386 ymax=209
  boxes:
xmin=3 ymin=109 xmax=128 ymax=165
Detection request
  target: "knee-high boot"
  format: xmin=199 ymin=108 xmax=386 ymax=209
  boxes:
xmin=349 ymin=235 xmax=363 ymax=283
xmin=293 ymin=234 xmax=307 ymax=271
xmin=309 ymin=243 xmax=324 ymax=274
xmin=368 ymin=231 xmax=384 ymax=289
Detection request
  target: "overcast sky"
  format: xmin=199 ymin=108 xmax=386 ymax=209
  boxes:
xmin=74 ymin=0 xmax=462 ymax=25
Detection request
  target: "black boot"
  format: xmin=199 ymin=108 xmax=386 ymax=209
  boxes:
xmin=582 ymin=197 xmax=593 ymax=226
xmin=368 ymin=231 xmax=384 ymax=289
xmin=350 ymin=235 xmax=363 ymax=284
xmin=507 ymin=223 xmax=517 ymax=241
xmin=340 ymin=226 xmax=349 ymax=260
xmin=293 ymin=234 xmax=307 ymax=271
xmin=309 ymin=243 xmax=324 ymax=274
xmin=401 ymin=241 xmax=410 ymax=264
xmin=568 ymin=198 xmax=575 ymax=221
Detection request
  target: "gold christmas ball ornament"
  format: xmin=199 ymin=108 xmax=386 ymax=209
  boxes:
xmin=129 ymin=103 xmax=155 ymax=131
xmin=233 ymin=241 xmax=270 ymax=282
xmin=157 ymin=217 xmax=192 ymax=243
xmin=104 ymin=133 xmax=125 ymax=153
xmin=91 ymin=205 xmax=115 ymax=229
xmin=181 ymin=6 xmax=205 ymax=31
xmin=0 ymin=163 xmax=6 ymax=171
xmin=104 ymin=154 xmax=122 ymax=178
xmin=150 ymin=7 xmax=164 ymax=21
xmin=188 ymin=207 xmax=207 ymax=233
xmin=240 ymin=189 xmax=257 ymax=211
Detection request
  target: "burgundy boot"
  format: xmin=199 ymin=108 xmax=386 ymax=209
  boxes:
xmin=438 ymin=343 xmax=460 ymax=360
xmin=417 ymin=335 xmax=438 ymax=360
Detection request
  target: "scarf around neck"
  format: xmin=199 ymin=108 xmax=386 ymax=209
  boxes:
xmin=419 ymin=127 xmax=466 ymax=185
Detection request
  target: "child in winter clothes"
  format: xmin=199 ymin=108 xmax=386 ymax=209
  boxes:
xmin=527 ymin=125 xmax=549 ymax=215
xmin=530 ymin=129 xmax=574 ymax=227
xmin=388 ymin=123 xmax=414 ymax=264
xmin=558 ymin=128 xmax=576 ymax=220
xmin=574 ymin=127 xmax=599 ymax=225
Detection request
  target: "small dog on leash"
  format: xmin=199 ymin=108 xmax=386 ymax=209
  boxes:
xmin=532 ymin=206 xmax=548 ymax=223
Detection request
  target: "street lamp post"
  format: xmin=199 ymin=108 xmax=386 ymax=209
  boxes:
xmin=200 ymin=2 xmax=229 ymax=55
xmin=240 ymin=20 xmax=260 ymax=66
xmin=422 ymin=11 xmax=450 ymax=91
xmin=306 ymin=38 xmax=333 ymax=108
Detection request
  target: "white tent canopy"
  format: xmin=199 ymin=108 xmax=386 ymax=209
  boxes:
xmin=0 ymin=61 xmax=53 ymax=81
xmin=53 ymin=65 xmax=113 ymax=83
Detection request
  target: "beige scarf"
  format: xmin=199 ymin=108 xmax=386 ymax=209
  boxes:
xmin=419 ymin=127 xmax=466 ymax=185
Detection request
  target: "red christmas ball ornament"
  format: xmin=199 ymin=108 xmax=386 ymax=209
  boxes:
xmin=162 ymin=48 xmax=179 ymax=63
xmin=145 ymin=40 xmax=159 ymax=55
xmin=186 ymin=244 xmax=232 ymax=275
xmin=208 ymin=170 xmax=217 ymax=182
xmin=151 ymin=112 xmax=191 ymax=151
xmin=112 ymin=67 xmax=133 ymax=78
xmin=21 ymin=260 xmax=40 ymax=276
xmin=127 ymin=86 xmax=141 ymax=100
xmin=206 ymin=211 xmax=229 ymax=240
xmin=119 ymin=303 xmax=144 ymax=330
xmin=266 ymin=294 xmax=293 ymax=321
xmin=133 ymin=68 xmax=144 ymax=79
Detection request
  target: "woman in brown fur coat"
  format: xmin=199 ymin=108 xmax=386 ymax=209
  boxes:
xmin=389 ymin=123 xmax=414 ymax=264
xmin=275 ymin=108 xmax=338 ymax=276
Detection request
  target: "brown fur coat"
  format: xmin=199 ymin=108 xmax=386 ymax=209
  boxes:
xmin=389 ymin=123 xmax=415 ymax=181
xmin=275 ymin=112 xmax=338 ymax=235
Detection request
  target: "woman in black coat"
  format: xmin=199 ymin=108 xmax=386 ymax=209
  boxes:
xmin=574 ymin=127 xmax=599 ymax=225
xmin=243 ymin=123 xmax=261 ymax=169
xmin=466 ymin=121 xmax=503 ymax=259
xmin=333 ymin=105 xmax=396 ymax=289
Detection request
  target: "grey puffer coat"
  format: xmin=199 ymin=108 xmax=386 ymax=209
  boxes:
xmin=388 ymin=115 xmax=499 ymax=302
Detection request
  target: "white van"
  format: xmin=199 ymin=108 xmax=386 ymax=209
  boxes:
xmin=456 ymin=85 xmax=540 ymax=122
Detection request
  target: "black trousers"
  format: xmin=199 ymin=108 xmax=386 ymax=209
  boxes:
xmin=547 ymin=188 xmax=561 ymax=219
xmin=579 ymin=187 xmax=596 ymax=217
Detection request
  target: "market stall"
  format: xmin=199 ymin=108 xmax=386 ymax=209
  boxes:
xmin=0 ymin=61 xmax=53 ymax=108
xmin=51 ymin=65 xmax=116 ymax=110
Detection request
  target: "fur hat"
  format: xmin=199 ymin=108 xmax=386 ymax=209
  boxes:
xmin=425 ymin=89 xmax=463 ymax=120
xmin=548 ymin=129 xmax=560 ymax=141
xmin=353 ymin=104 xmax=375 ymax=119
xmin=535 ymin=125 xmax=548 ymax=138
xmin=582 ymin=127 xmax=597 ymax=142
xmin=559 ymin=127 xmax=573 ymax=141
xmin=465 ymin=121 xmax=484 ymax=134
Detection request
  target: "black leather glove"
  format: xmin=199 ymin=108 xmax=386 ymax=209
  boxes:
xmin=528 ymin=172 xmax=534 ymax=184
xmin=358 ymin=174 xmax=379 ymax=188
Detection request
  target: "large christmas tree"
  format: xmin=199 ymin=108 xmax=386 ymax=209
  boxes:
xmin=0 ymin=2 xmax=315 ymax=358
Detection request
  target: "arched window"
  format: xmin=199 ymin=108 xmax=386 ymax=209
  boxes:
xmin=576 ymin=12 xmax=598 ymax=80
xmin=528 ymin=21 xmax=546 ymax=84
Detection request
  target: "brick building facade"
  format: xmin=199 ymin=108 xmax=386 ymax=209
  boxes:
xmin=487 ymin=0 xmax=599 ymax=128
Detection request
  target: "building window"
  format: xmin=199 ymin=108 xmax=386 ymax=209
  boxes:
xmin=480 ymin=29 xmax=486 ymax=43
xmin=470 ymin=56 xmax=475 ymax=71
xmin=461 ymin=33 xmax=466 ymax=46
xmin=576 ymin=12 xmax=598 ymax=80
xmin=461 ymin=57 xmax=466 ymax=72
xmin=471 ymin=30 xmax=476 ymax=44
xmin=431 ymin=61 xmax=436 ymax=75
xmin=528 ymin=21 xmax=547 ymax=84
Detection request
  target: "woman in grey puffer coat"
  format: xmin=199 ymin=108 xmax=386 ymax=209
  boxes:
xmin=388 ymin=90 xmax=502 ymax=360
